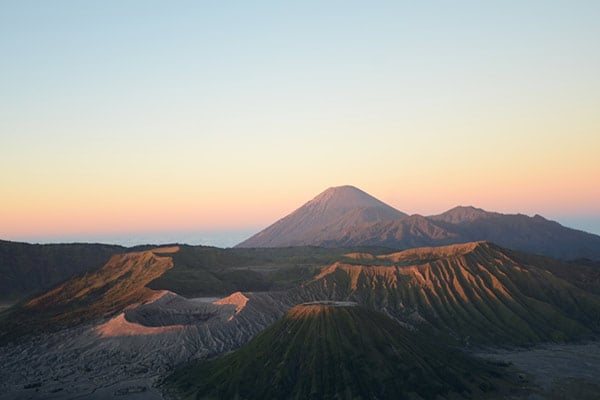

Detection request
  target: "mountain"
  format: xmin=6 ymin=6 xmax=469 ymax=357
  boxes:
xmin=297 ymin=242 xmax=600 ymax=345
xmin=236 ymin=185 xmax=407 ymax=248
xmin=6 ymin=241 xmax=599 ymax=347
xmin=0 ymin=240 xmax=126 ymax=303
xmin=430 ymin=206 xmax=600 ymax=260
xmin=165 ymin=303 xmax=510 ymax=400
xmin=430 ymin=205 xmax=496 ymax=223
xmin=3 ymin=242 xmax=600 ymax=397
xmin=325 ymin=214 xmax=460 ymax=248
xmin=236 ymin=187 xmax=600 ymax=260
xmin=0 ymin=246 xmax=178 ymax=341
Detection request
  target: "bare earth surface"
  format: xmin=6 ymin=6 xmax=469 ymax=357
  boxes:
xmin=0 ymin=291 xmax=288 ymax=400
xmin=478 ymin=342 xmax=600 ymax=399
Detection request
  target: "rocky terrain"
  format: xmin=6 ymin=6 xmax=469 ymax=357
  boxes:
xmin=0 ymin=288 xmax=290 ymax=400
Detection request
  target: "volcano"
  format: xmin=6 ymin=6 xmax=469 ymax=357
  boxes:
xmin=166 ymin=302 xmax=509 ymax=400
xmin=236 ymin=186 xmax=600 ymax=260
xmin=237 ymin=185 xmax=407 ymax=248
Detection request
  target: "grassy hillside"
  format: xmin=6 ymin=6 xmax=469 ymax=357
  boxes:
xmin=166 ymin=303 xmax=512 ymax=400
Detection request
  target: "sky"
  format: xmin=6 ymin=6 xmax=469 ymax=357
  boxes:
xmin=1 ymin=1 xmax=599 ymax=246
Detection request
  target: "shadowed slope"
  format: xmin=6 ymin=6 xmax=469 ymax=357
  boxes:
xmin=300 ymin=242 xmax=600 ymax=345
xmin=166 ymin=303 xmax=508 ymax=400
xmin=236 ymin=185 xmax=406 ymax=248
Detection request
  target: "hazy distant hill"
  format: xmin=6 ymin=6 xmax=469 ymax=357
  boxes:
xmin=236 ymin=187 xmax=600 ymax=260
xmin=166 ymin=303 xmax=510 ymax=400
xmin=430 ymin=206 xmax=600 ymax=260
xmin=0 ymin=240 xmax=126 ymax=303
xmin=236 ymin=185 xmax=407 ymax=248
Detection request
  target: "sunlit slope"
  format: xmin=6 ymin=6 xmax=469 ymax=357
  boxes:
xmin=299 ymin=242 xmax=600 ymax=345
xmin=237 ymin=185 xmax=406 ymax=248
xmin=167 ymin=303 xmax=508 ymax=400
xmin=0 ymin=247 xmax=177 ymax=340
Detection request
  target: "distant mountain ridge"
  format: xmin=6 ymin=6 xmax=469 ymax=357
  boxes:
xmin=236 ymin=187 xmax=600 ymax=260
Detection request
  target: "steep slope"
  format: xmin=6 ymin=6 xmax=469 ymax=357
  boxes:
xmin=236 ymin=185 xmax=406 ymax=247
xmin=166 ymin=303 xmax=509 ymax=400
xmin=297 ymin=242 xmax=600 ymax=345
xmin=0 ymin=246 xmax=178 ymax=341
xmin=430 ymin=206 xmax=498 ymax=224
xmin=0 ymin=240 xmax=126 ymax=302
xmin=327 ymin=214 xmax=460 ymax=248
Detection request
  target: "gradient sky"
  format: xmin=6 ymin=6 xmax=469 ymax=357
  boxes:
xmin=1 ymin=1 xmax=599 ymax=246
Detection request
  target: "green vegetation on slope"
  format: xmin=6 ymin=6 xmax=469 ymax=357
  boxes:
xmin=166 ymin=304 xmax=510 ymax=400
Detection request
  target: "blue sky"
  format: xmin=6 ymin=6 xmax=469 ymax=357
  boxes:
xmin=1 ymin=1 xmax=599 ymax=245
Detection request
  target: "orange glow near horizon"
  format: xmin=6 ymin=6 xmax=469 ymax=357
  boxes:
xmin=3 ymin=166 xmax=599 ymax=240
xmin=2 ymin=2 xmax=599 ymax=242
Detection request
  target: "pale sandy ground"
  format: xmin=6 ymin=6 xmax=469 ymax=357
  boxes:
xmin=5 ymin=377 xmax=163 ymax=400
xmin=0 ymin=302 xmax=16 ymax=312
xmin=478 ymin=341 xmax=600 ymax=399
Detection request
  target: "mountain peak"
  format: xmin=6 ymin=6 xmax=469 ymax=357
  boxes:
xmin=236 ymin=186 xmax=406 ymax=248
xmin=316 ymin=185 xmax=366 ymax=196
xmin=430 ymin=205 xmax=495 ymax=224
xmin=307 ymin=185 xmax=403 ymax=213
